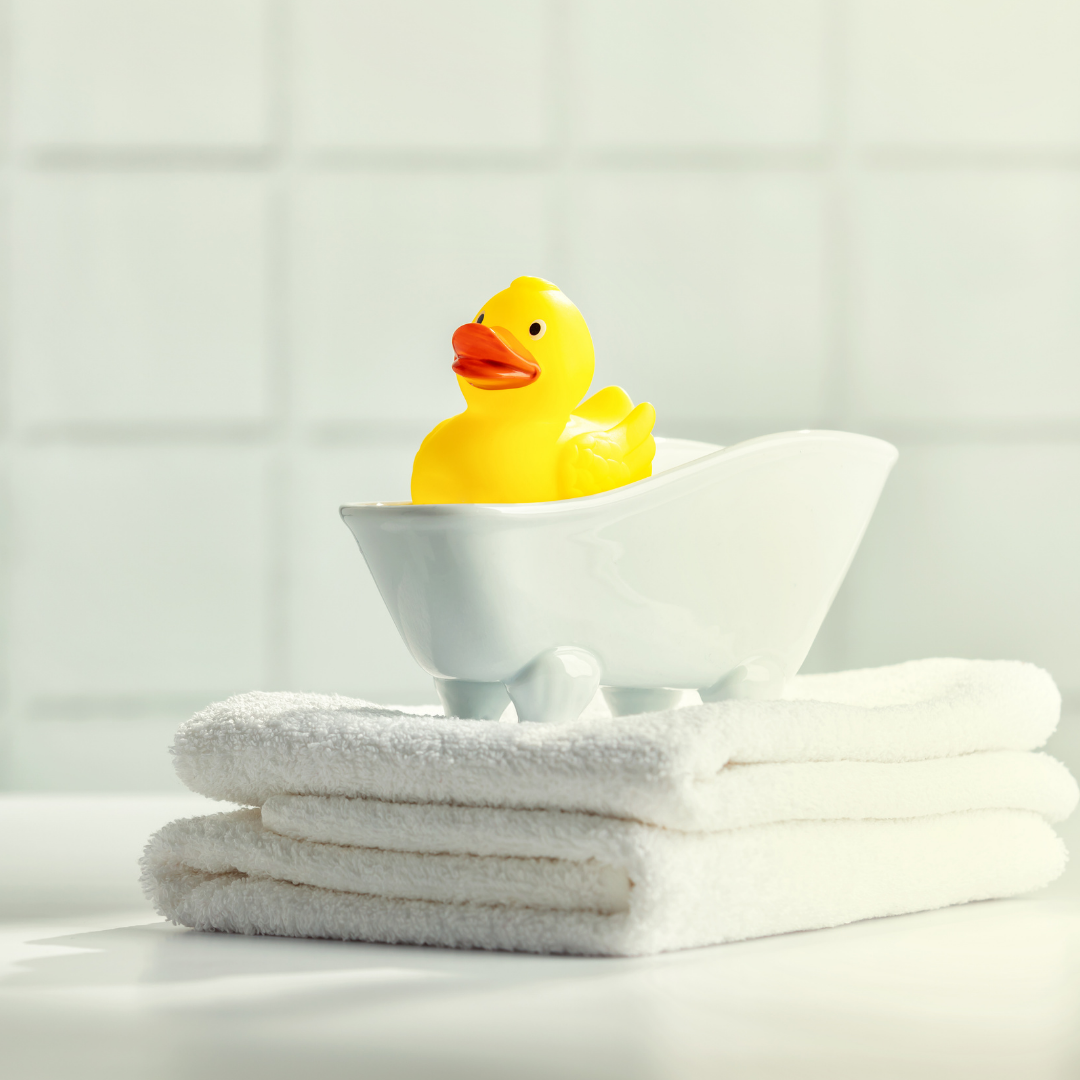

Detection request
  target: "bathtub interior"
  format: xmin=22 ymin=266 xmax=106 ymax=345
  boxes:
xmin=652 ymin=437 xmax=723 ymax=474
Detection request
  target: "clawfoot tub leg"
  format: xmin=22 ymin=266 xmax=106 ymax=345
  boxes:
xmin=602 ymin=687 xmax=684 ymax=717
xmin=434 ymin=678 xmax=511 ymax=720
xmin=507 ymin=647 xmax=601 ymax=724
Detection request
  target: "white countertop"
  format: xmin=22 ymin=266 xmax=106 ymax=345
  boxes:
xmin=2 ymin=792 xmax=1078 ymax=1080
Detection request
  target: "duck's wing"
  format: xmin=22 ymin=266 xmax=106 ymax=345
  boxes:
xmin=558 ymin=399 xmax=656 ymax=499
xmin=571 ymin=385 xmax=634 ymax=428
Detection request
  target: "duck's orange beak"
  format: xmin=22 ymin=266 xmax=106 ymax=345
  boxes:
xmin=452 ymin=323 xmax=540 ymax=390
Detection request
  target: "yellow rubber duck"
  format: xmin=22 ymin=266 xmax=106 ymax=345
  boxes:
xmin=411 ymin=276 xmax=656 ymax=504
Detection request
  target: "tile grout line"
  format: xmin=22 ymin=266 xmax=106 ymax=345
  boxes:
xmin=27 ymin=146 xmax=1080 ymax=174
xmin=544 ymin=0 xmax=574 ymax=285
xmin=0 ymin=0 xmax=12 ymax=784
xmin=823 ymin=0 xmax=854 ymax=429
xmin=264 ymin=0 xmax=294 ymax=691
xmin=822 ymin=0 xmax=855 ymax=672
xmin=9 ymin=414 xmax=1080 ymax=448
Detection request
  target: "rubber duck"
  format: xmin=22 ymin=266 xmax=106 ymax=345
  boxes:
xmin=411 ymin=276 xmax=656 ymax=504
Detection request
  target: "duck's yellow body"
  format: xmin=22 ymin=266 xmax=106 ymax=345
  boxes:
xmin=411 ymin=277 xmax=656 ymax=504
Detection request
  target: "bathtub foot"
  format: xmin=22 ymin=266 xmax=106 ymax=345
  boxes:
xmin=435 ymin=678 xmax=511 ymax=721
xmin=700 ymin=658 xmax=787 ymax=702
xmin=507 ymin=647 xmax=601 ymax=724
xmin=602 ymin=687 xmax=684 ymax=717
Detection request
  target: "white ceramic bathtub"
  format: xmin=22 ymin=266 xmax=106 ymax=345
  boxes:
xmin=341 ymin=430 xmax=898 ymax=723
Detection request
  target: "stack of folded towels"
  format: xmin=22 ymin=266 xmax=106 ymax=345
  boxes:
xmin=143 ymin=658 xmax=1077 ymax=957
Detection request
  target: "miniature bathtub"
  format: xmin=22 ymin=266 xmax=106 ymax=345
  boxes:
xmin=341 ymin=430 xmax=898 ymax=724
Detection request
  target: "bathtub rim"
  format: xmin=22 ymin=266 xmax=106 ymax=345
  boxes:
xmin=340 ymin=428 xmax=899 ymax=521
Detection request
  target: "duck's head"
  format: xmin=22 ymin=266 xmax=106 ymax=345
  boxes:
xmin=451 ymin=276 xmax=594 ymax=418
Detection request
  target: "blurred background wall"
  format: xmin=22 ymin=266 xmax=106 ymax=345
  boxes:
xmin=0 ymin=0 xmax=1078 ymax=790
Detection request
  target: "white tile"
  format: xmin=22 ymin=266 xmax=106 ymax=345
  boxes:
xmin=843 ymin=444 xmax=1080 ymax=696
xmin=852 ymin=0 xmax=1080 ymax=147
xmin=852 ymin=172 xmax=1080 ymax=423
xmin=571 ymin=0 xmax=828 ymax=148
xmin=12 ymin=175 xmax=270 ymax=426
xmin=564 ymin=174 xmax=829 ymax=424
xmin=293 ymin=172 xmax=549 ymax=425
xmin=289 ymin=444 xmax=437 ymax=704
xmin=10 ymin=447 xmax=270 ymax=700
xmin=296 ymin=0 xmax=548 ymax=149
xmin=0 ymin=11 xmax=10 ymax=154
xmin=14 ymin=0 xmax=268 ymax=147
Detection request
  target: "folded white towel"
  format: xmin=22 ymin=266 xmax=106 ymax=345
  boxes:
xmin=144 ymin=809 xmax=1067 ymax=956
xmin=172 ymin=658 xmax=1063 ymax=828
xmin=144 ymin=658 xmax=1077 ymax=956
xmin=258 ymin=752 xmax=1076 ymax=839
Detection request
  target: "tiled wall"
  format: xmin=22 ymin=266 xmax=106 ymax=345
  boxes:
xmin=1 ymin=0 xmax=1079 ymax=790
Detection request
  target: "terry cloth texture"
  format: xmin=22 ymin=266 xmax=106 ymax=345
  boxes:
xmin=143 ymin=658 xmax=1078 ymax=957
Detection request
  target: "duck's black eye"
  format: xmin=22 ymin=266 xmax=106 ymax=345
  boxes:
xmin=529 ymin=320 xmax=546 ymax=339
xmin=476 ymin=313 xmax=484 ymax=324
